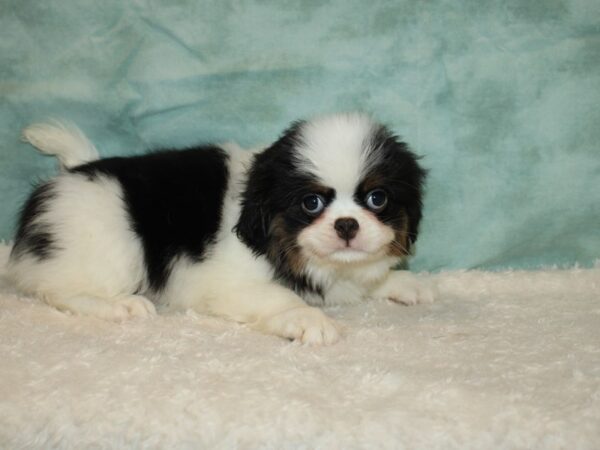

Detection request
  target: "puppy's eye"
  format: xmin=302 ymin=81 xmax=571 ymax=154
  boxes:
xmin=365 ymin=189 xmax=388 ymax=212
xmin=302 ymin=194 xmax=325 ymax=215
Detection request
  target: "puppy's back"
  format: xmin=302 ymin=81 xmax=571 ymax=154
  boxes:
xmin=10 ymin=125 xmax=232 ymax=300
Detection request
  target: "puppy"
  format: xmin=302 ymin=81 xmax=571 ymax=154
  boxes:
xmin=8 ymin=113 xmax=431 ymax=345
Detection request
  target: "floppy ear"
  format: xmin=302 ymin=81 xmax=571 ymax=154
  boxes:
xmin=235 ymin=120 xmax=306 ymax=254
xmin=405 ymin=200 xmax=423 ymax=246
xmin=379 ymin=132 xmax=427 ymax=248
xmin=235 ymin=152 xmax=275 ymax=254
xmin=401 ymin=151 xmax=426 ymax=248
xmin=396 ymin=144 xmax=426 ymax=248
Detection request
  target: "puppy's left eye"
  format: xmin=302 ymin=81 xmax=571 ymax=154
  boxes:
xmin=365 ymin=189 xmax=388 ymax=212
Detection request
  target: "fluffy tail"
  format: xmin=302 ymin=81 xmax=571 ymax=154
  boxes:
xmin=21 ymin=120 xmax=99 ymax=169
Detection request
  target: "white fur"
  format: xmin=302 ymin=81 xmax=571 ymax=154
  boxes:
xmin=9 ymin=114 xmax=432 ymax=345
xmin=22 ymin=121 xmax=99 ymax=169
xmin=8 ymin=174 xmax=150 ymax=320
xmin=298 ymin=196 xmax=395 ymax=263
xmin=370 ymin=270 xmax=437 ymax=305
xmin=295 ymin=112 xmax=379 ymax=192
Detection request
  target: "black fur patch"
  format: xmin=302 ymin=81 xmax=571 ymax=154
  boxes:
xmin=358 ymin=126 xmax=427 ymax=248
xmin=236 ymin=122 xmax=327 ymax=297
xmin=11 ymin=180 xmax=58 ymax=260
xmin=72 ymin=146 xmax=229 ymax=291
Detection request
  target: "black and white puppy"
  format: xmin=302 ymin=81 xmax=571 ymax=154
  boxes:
xmin=8 ymin=113 xmax=432 ymax=345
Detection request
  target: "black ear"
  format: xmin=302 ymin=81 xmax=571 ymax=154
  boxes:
xmin=397 ymin=143 xmax=426 ymax=247
xmin=372 ymin=127 xmax=427 ymax=248
xmin=235 ymin=120 xmax=306 ymax=254
xmin=235 ymin=152 xmax=275 ymax=254
xmin=389 ymin=142 xmax=426 ymax=246
xmin=405 ymin=198 xmax=424 ymax=246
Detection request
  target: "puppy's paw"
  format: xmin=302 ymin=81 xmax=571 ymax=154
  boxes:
xmin=257 ymin=306 xmax=340 ymax=345
xmin=113 ymin=295 xmax=157 ymax=319
xmin=370 ymin=271 xmax=436 ymax=306
xmin=50 ymin=294 xmax=157 ymax=321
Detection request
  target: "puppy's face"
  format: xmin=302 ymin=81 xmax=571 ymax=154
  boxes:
xmin=237 ymin=113 xmax=425 ymax=279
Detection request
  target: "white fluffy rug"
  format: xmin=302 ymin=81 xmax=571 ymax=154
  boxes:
xmin=0 ymin=243 xmax=599 ymax=449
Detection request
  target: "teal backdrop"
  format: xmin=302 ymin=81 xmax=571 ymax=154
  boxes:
xmin=1 ymin=0 xmax=599 ymax=271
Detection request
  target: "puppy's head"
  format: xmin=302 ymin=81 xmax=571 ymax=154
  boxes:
xmin=236 ymin=113 xmax=426 ymax=281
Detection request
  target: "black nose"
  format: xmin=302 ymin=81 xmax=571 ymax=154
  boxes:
xmin=334 ymin=217 xmax=359 ymax=241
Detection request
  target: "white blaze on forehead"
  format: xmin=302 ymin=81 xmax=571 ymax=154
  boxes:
xmin=326 ymin=194 xmax=362 ymax=217
xmin=295 ymin=113 xmax=378 ymax=192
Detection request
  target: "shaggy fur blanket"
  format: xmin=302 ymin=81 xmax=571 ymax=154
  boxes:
xmin=0 ymin=244 xmax=598 ymax=449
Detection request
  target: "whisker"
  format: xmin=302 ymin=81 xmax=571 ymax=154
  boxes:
xmin=273 ymin=241 xmax=301 ymax=263
xmin=390 ymin=239 xmax=409 ymax=254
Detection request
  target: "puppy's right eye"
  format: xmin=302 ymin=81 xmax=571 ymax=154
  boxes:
xmin=302 ymin=194 xmax=325 ymax=215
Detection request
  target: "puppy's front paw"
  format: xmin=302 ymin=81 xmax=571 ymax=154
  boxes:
xmin=370 ymin=271 xmax=436 ymax=306
xmin=256 ymin=306 xmax=340 ymax=345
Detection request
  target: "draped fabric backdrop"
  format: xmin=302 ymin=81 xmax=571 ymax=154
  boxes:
xmin=1 ymin=0 xmax=598 ymax=271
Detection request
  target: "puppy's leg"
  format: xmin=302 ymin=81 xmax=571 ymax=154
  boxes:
xmin=369 ymin=270 xmax=436 ymax=305
xmin=219 ymin=285 xmax=339 ymax=345
xmin=45 ymin=294 xmax=156 ymax=320
xmin=225 ymin=284 xmax=339 ymax=345
xmin=8 ymin=174 xmax=151 ymax=321
xmin=163 ymin=264 xmax=339 ymax=345
xmin=253 ymin=301 xmax=340 ymax=345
